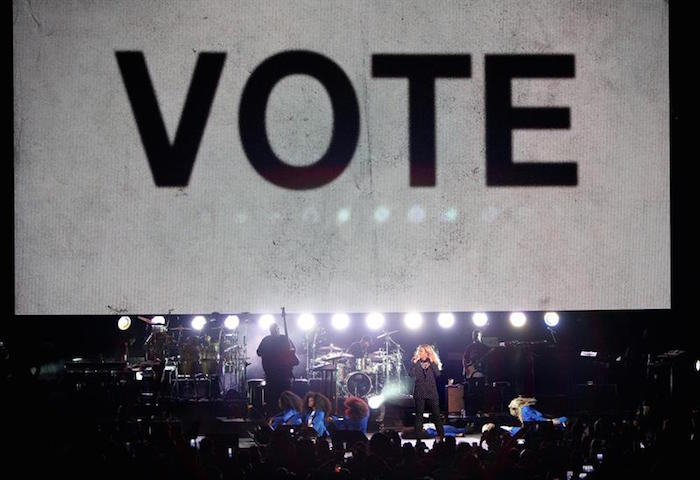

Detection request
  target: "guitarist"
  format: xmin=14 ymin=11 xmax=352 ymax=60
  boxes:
xmin=256 ymin=312 xmax=299 ymax=414
xmin=462 ymin=329 xmax=490 ymax=380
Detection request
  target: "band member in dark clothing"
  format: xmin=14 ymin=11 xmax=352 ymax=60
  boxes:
xmin=256 ymin=323 xmax=299 ymax=414
xmin=346 ymin=336 xmax=372 ymax=365
xmin=409 ymin=344 xmax=444 ymax=439
xmin=462 ymin=329 xmax=490 ymax=379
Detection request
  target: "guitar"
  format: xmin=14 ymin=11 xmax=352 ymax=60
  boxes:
xmin=281 ymin=307 xmax=300 ymax=370
xmin=463 ymin=346 xmax=493 ymax=378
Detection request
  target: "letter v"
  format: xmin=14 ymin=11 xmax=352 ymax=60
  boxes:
xmin=115 ymin=51 xmax=226 ymax=186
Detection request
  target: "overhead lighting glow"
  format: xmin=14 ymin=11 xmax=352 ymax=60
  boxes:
xmin=509 ymin=312 xmax=527 ymax=328
xmin=297 ymin=313 xmax=316 ymax=331
xmin=224 ymin=315 xmax=240 ymax=330
xmin=191 ymin=316 xmax=207 ymax=331
xmin=472 ymin=312 xmax=488 ymax=327
xmin=117 ymin=316 xmax=131 ymax=331
xmin=544 ymin=312 xmax=560 ymax=327
xmin=259 ymin=314 xmax=276 ymax=330
xmin=404 ymin=312 xmax=423 ymax=330
xmin=437 ymin=313 xmax=455 ymax=329
xmin=331 ymin=313 xmax=350 ymax=330
xmin=366 ymin=312 xmax=385 ymax=330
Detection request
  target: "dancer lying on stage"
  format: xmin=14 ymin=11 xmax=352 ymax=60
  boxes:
xmin=503 ymin=396 xmax=568 ymax=436
xmin=268 ymin=390 xmax=303 ymax=429
xmin=303 ymin=391 xmax=332 ymax=437
xmin=421 ymin=423 xmax=466 ymax=437
xmin=329 ymin=396 xmax=370 ymax=433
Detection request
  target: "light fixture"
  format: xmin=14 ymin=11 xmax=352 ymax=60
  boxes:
xmin=298 ymin=313 xmax=317 ymax=331
xmin=224 ymin=315 xmax=240 ymax=330
xmin=117 ymin=316 xmax=131 ymax=331
xmin=472 ymin=312 xmax=488 ymax=327
xmin=437 ymin=313 xmax=455 ymax=329
xmin=191 ymin=315 xmax=207 ymax=331
xmin=509 ymin=312 xmax=527 ymax=328
xmin=404 ymin=312 xmax=423 ymax=330
xmin=259 ymin=314 xmax=276 ymax=330
xmin=331 ymin=313 xmax=350 ymax=330
xmin=366 ymin=312 xmax=385 ymax=330
xmin=544 ymin=312 xmax=560 ymax=327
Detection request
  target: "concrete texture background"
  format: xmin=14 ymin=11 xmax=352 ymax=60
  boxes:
xmin=14 ymin=0 xmax=669 ymax=314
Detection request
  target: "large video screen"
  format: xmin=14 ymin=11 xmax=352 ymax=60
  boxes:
xmin=14 ymin=1 xmax=669 ymax=314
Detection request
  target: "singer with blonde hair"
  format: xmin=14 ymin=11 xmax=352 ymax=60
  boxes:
xmin=409 ymin=344 xmax=444 ymax=439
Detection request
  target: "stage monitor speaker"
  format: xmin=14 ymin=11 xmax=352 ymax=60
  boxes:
xmin=445 ymin=384 xmax=464 ymax=414
xmin=292 ymin=379 xmax=311 ymax=398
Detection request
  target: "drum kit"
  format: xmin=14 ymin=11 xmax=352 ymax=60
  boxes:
xmin=143 ymin=320 xmax=250 ymax=399
xmin=308 ymin=330 xmax=407 ymax=400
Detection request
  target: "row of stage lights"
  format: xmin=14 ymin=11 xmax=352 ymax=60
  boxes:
xmin=118 ymin=311 xmax=561 ymax=331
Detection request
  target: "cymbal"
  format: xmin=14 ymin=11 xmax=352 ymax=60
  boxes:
xmin=319 ymin=352 xmax=353 ymax=361
xmin=169 ymin=326 xmax=192 ymax=331
xmin=311 ymin=363 xmax=335 ymax=371
xmin=317 ymin=345 xmax=342 ymax=352
xmin=376 ymin=330 xmax=399 ymax=339
xmin=368 ymin=350 xmax=387 ymax=360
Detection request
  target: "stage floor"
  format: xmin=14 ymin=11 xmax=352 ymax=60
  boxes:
xmin=227 ymin=432 xmax=483 ymax=450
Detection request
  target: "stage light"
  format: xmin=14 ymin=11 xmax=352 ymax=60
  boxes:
xmin=331 ymin=313 xmax=350 ymax=330
xmin=298 ymin=313 xmax=316 ymax=331
xmin=366 ymin=312 xmax=385 ymax=330
xmin=404 ymin=312 xmax=423 ymax=330
xmin=151 ymin=316 xmax=166 ymax=325
xmin=259 ymin=314 xmax=276 ymax=330
xmin=224 ymin=315 xmax=240 ymax=330
xmin=437 ymin=313 xmax=455 ymax=329
xmin=544 ymin=312 xmax=560 ymax=327
xmin=695 ymin=360 xmax=700 ymax=372
xmin=191 ymin=315 xmax=207 ymax=331
xmin=368 ymin=394 xmax=384 ymax=409
xmin=117 ymin=316 xmax=131 ymax=331
xmin=472 ymin=312 xmax=488 ymax=327
xmin=509 ymin=312 xmax=527 ymax=328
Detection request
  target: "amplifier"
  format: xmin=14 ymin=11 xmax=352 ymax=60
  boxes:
xmin=445 ymin=384 xmax=464 ymax=414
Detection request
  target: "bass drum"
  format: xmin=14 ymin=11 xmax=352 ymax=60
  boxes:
xmin=344 ymin=371 xmax=373 ymax=398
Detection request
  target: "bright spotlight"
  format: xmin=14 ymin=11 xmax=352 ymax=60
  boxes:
xmin=544 ymin=312 xmax=560 ymax=327
xmin=259 ymin=314 xmax=275 ymax=330
xmin=151 ymin=316 xmax=166 ymax=325
xmin=404 ymin=312 xmax=423 ymax=330
xmin=368 ymin=394 xmax=385 ymax=409
xmin=224 ymin=315 xmax=240 ymax=330
xmin=437 ymin=313 xmax=455 ymax=329
xmin=331 ymin=313 xmax=350 ymax=330
xmin=117 ymin=316 xmax=131 ymax=331
xmin=510 ymin=312 xmax=527 ymax=328
xmin=298 ymin=313 xmax=316 ymax=331
xmin=191 ymin=315 xmax=207 ymax=331
xmin=472 ymin=312 xmax=488 ymax=327
xmin=695 ymin=360 xmax=700 ymax=372
xmin=366 ymin=312 xmax=385 ymax=330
